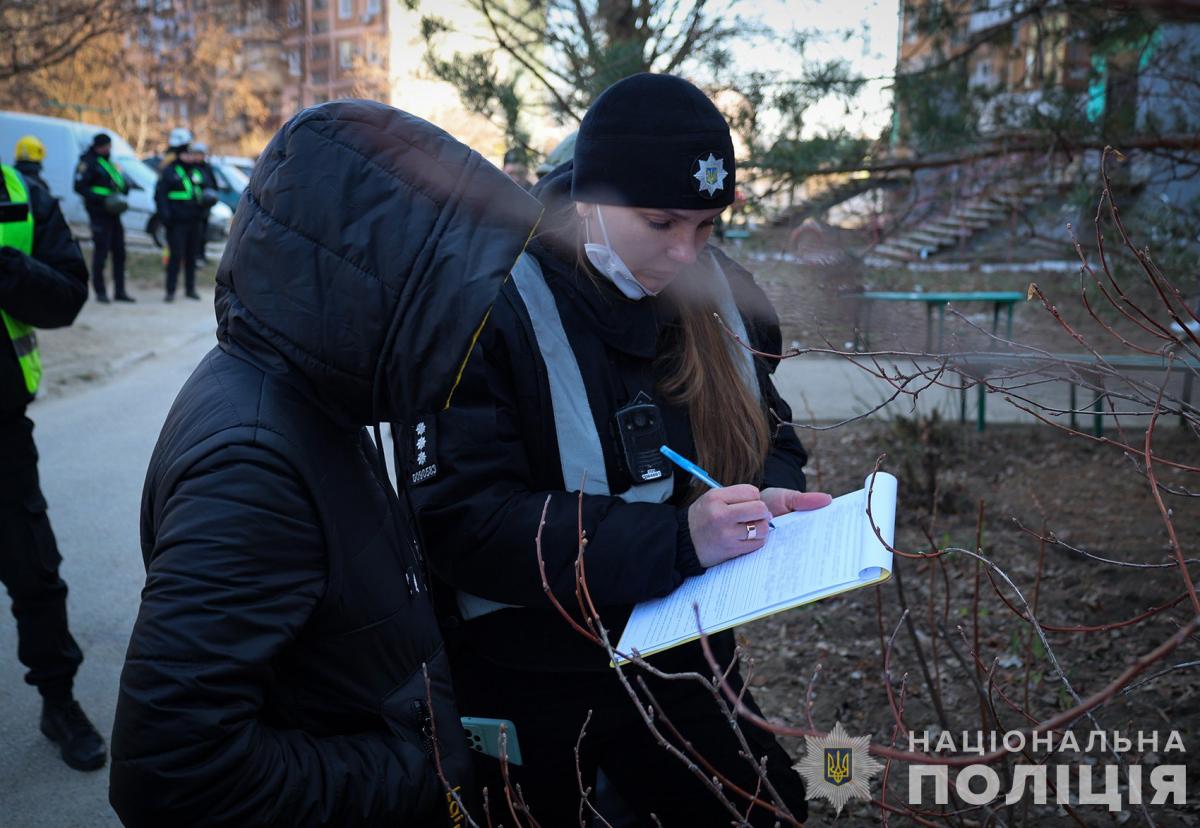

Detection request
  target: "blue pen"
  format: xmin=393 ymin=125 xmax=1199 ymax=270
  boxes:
xmin=659 ymin=445 xmax=776 ymax=528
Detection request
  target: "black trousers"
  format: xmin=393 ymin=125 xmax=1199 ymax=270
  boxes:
xmin=89 ymin=213 xmax=126 ymax=298
xmin=165 ymin=221 xmax=202 ymax=297
xmin=0 ymin=413 xmax=82 ymax=702
xmin=194 ymin=216 xmax=210 ymax=262
xmin=448 ymin=638 xmax=808 ymax=827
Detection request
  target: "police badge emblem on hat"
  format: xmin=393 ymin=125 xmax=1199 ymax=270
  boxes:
xmin=692 ymin=152 xmax=728 ymax=198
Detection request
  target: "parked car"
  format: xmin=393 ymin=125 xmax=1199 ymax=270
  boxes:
xmin=210 ymin=154 xmax=256 ymax=179
xmin=0 ymin=111 xmax=232 ymax=245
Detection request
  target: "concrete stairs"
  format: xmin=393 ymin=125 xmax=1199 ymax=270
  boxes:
xmin=866 ymin=166 xmax=1069 ymax=264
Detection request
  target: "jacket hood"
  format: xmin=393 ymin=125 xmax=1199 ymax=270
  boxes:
xmin=214 ymin=99 xmax=543 ymax=426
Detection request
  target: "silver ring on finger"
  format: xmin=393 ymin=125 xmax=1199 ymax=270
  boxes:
xmin=744 ymin=523 xmax=757 ymax=541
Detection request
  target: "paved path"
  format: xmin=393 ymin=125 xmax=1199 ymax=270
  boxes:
xmin=770 ymin=352 xmax=1183 ymax=432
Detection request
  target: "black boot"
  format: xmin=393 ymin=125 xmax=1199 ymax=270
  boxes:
xmin=114 ymin=292 xmax=136 ymax=303
xmin=40 ymin=698 xmax=107 ymax=771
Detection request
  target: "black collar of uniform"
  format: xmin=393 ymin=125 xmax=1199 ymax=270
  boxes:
xmin=530 ymin=239 xmax=676 ymax=360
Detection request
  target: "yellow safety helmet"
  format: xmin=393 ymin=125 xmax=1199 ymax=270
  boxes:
xmin=15 ymin=135 xmax=46 ymax=163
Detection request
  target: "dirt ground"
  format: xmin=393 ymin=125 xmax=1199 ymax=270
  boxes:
xmin=36 ymin=231 xmax=1199 ymax=826
xmin=725 ymin=226 xmax=1200 ymax=826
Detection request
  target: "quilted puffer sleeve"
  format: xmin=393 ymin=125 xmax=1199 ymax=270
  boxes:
xmin=110 ymin=442 xmax=441 ymax=827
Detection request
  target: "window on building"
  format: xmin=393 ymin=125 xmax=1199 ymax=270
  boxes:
xmin=286 ymin=1 xmax=300 ymax=26
xmin=339 ymin=0 xmax=353 ymax=19
xmin=339 ymin=40 xmax=355 ymax=67
xmin=366 ymin=0 xmax=380 ymax=13
xmin=312 ymin=70 xmax=329 ymax=84
xmin=971 ymin=60 xmax=993 ymax=86
xmin=313 ymin=18 xmax=328 ymax=34
xmin=288 ymin=49 xmax=301 ymax=76
xmin=312 ymin=43 xmax=330 ymax=62
xmin=313 ymin=0 xmax=328 ymax=9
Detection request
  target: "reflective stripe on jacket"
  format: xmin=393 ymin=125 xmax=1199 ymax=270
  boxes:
xmin=168 ymin=164 xmax=196 ymax=200
xmin=0 ymin=165 xmax=41 ymax=395
xmin=92 ymin=156 xmax=128 ymax=196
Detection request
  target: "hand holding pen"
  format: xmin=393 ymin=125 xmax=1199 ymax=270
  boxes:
xmin=661 ymin=445 xmax=832 ymax=569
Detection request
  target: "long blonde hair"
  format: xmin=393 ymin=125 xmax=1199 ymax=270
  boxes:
xmin=657 ymin=259 xmax=771 ymax=502
xmin=545 ymin=204 xmax=772 ymax=501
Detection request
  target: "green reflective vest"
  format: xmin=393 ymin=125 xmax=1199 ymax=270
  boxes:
xmin=91 ymin=156 xmax=127 ymax=197
xmin=0 ymin=164 xmax=41 ymax=395
xmin=168 ymin=164 xmax=196 ymax=200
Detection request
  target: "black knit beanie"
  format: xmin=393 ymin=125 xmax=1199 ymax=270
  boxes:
xmin=571 ymin=73 xmax=736 ymax=210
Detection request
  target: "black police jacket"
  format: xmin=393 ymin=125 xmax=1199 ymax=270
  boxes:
xmin=407 ymin=163 xmax=809 ymax=672
xmin=73 ymin=148 xmax=129 ymax=219
xmin=153 ymin=155 xmax=205 ymax=226
xmin=0 ymin=169 xmax=88 ymax=424
xmin=108 ymin=100 xmax=543 ymax=827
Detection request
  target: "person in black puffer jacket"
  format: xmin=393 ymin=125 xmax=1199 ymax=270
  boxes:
xmin=406 ymin=73 xmax=830 ymax=826
xmin=108 ymin=100 xmax=543 ymax=827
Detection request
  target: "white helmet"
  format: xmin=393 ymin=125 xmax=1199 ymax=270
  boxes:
xmin=168 ymin=127 xmax=194 ymax=148
xmin=191 ymin=141 xmax=208 ymax=155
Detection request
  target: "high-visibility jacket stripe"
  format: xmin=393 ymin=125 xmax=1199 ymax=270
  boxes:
xmin=167 ymin=164 xmax=196 ymax=200
xmin=0 ymin=165 xmax=42 ymax=394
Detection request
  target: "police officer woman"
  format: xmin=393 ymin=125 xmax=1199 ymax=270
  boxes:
xmin=408 ymin=73 xmax=830 ymax=825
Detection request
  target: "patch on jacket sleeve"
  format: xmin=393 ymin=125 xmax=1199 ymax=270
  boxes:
xmin=409 ymin=418 xmax=439 ymax=485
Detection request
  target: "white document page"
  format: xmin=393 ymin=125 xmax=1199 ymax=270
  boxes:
xmin=615 ymin=473 xmax=897 ymax=662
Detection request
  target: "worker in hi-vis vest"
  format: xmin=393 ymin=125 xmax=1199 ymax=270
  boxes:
xmin=0 ymin=156 xmax=107 ymax=772
xmin=74 ymin=133 xmax=133 ymax=303
xmin=153 ymin=127 xmax=205 ymax=302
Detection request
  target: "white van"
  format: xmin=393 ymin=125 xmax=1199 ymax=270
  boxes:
xmin=0 ymin=111 xmax=231 ymax=243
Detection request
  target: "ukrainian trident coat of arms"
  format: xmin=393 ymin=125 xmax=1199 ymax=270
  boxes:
xmin=692 ymin=153 xmax=728 ymax=198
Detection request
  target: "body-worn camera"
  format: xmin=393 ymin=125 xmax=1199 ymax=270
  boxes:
xmin=613 ymin=393 xmax=672 ymax=485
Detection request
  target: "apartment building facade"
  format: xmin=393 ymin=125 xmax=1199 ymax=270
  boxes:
xmin=279 ymin=0 xmax=388 ymax=112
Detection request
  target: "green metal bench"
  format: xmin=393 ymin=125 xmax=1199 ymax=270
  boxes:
xmin=849 ymin=291 xmax=1027 ymax=351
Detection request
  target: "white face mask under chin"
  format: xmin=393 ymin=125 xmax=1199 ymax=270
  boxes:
xmin=583 ymin=206 xmax=658 ymax=300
